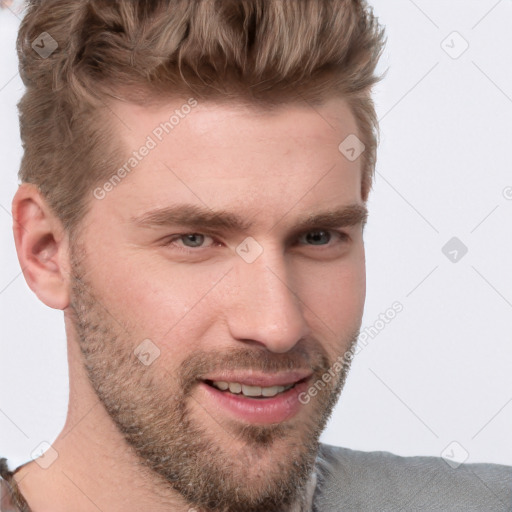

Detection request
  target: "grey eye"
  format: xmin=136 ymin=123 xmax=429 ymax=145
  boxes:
xmin=180 ymin=234 xmax=207 ymax=248
xmin=300 ymin=231 xmax=332 ymax=246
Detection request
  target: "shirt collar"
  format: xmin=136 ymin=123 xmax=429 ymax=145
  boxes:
xmin=290 ymin=469 xmax=318 ymax=512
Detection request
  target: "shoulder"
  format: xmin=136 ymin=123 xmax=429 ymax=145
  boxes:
xmin=0 ymin=457 xmax=30 ymax=512
xmin=314 ymin=443 xmax=512 ymax=512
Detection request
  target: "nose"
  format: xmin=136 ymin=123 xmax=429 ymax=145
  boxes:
xmin=226 ymin=248 xmax=310 ymax=354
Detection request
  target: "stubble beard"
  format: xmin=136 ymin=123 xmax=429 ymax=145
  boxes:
xmin=68 ymin=245 xmax=359 ymax=512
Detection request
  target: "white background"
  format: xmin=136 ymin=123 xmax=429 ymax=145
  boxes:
xmin=1 ymin=0 xmax=511 ymax=471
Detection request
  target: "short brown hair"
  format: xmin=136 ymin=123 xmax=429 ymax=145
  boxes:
xmin=16 ymin=0 xmax=386 ymax=233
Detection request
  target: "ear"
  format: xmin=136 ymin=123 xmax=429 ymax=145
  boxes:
xmin=11 ymin=183 xmax=71 ymax=310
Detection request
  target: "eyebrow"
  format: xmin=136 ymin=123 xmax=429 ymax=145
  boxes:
xmin=131 ymin=203 xmax=368 ymax=233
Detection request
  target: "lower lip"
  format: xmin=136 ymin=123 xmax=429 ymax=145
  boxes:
xmin=197 ymin=380 xmax=310 ymax=425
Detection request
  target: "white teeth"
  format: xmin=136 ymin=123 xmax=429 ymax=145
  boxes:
xmin=212 ymin=381 xmax=294 ymax=397
xmin=262 ymin=385 xmax=285 ymax=397
xmin=241 ymin=385 xmax=262 ymax=397
xmin=228 ymin=382 xmax=242 ymax=394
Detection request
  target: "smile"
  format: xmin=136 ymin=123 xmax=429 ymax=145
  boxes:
xmin=198 ymin=373 xmax=312 ymax=424
xmin=205 ymin=380 xmax=297 ymax=399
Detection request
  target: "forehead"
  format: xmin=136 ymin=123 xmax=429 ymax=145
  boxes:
xmin=110 ymin=95 xmax=360 ymax=159
xmin=93 ymin=96 xmax=364 ymax=230
xmin=115 ymin=94 xmax=358 ymax=136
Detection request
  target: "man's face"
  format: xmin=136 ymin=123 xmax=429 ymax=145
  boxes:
xmin=68 ymin=97 xmax=366 ymax=511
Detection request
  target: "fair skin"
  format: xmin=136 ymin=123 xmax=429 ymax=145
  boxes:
xmin=11 ymin=96 xmax=366 ymax=512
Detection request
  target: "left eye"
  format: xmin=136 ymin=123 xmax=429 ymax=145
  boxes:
xmin=171 ymin=233 xmax=212 ymax=249
xmin=299 ymin=230 xmax=338 ymax=246
xmin=164 ymin=230 xmax=349 ymax=252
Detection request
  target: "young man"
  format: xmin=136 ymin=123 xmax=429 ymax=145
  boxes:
xmin=0 ymin=1 xmax=510 ymax=511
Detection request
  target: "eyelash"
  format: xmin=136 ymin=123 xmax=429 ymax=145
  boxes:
xmin=162 ymin=230 xmax=351 ymax=254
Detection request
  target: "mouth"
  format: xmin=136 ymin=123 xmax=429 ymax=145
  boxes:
xmin=203 ymin=378 xmax=306 ymax=399
xmin=197 ymin=373 xmax=312 ymax=425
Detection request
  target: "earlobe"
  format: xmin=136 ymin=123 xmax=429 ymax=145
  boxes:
xmin=11 ymin=183 xmax=71 ymax=310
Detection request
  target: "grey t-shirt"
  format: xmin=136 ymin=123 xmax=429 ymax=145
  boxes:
xmin=2 ymin=444 xmax=511 ymax=511
xmin=313 ymin=444 xmax=512 ymax=511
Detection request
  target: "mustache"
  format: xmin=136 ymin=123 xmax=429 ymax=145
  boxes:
xmin=178 ymin=345 xmax=331 ymax=391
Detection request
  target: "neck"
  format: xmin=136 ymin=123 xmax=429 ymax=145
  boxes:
xmin=13 ymin=336 xmax=190 ymax=512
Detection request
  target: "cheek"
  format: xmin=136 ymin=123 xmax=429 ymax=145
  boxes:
xmin=89 ymin=251 xmax=227 ymax=354
xmin=294 ymin=253 xmax=366 ymax=344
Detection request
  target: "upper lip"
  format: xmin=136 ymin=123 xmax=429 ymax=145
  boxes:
xmin=201 ymin=370 xmax=312 ymax=388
